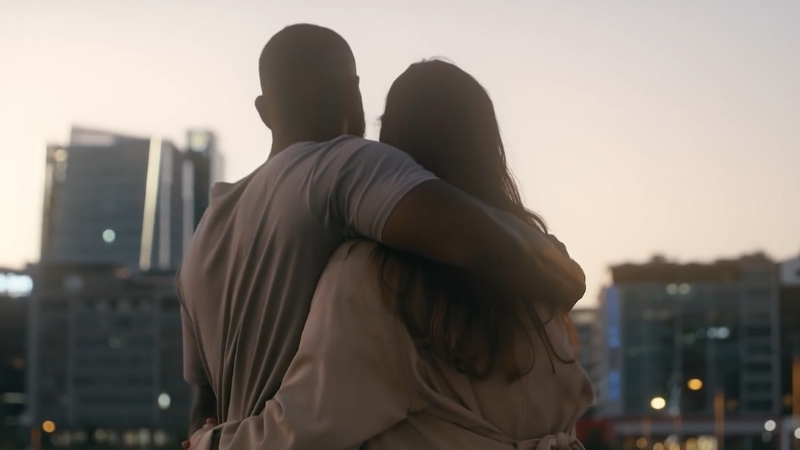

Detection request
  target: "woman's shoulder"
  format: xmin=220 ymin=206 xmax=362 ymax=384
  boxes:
xmin=331 ymin=239 xmax=381 ymax=263
xmin=317 ymin=240 xmax=391 ymax=310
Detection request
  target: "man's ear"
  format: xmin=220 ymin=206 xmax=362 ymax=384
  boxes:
xmin=255 ymin=95 xmax=273 ymax=129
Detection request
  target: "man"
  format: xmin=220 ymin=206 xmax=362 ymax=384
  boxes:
xmin=180 ymin=23 xmax=585 ymax=448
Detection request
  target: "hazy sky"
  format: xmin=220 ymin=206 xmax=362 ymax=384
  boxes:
xmin=1 ymin=1 xmax=798 ymax=306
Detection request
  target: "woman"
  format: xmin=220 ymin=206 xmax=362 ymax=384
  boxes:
xmin=189 ymin=60 xmax=593 ymax=450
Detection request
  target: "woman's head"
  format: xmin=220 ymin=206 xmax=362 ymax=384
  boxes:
xmin=375 ymin=60 xmax=574 ymax=380
xmin=380 ymin=59 xmax=544 ymax=232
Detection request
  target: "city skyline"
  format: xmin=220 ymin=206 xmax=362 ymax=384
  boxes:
xmin=1 ymin=1 xmax=799 ymax=306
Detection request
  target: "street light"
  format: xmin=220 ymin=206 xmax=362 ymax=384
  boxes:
xmin=764 ymin=420 xmax=776 ymax=432
xmin=42 ymin=421 xmax=56 ymax=434
xmin=651 ymin=397 xmax=667 ymax=410
xmin=687 ymin=379 xmax=703 ymax=391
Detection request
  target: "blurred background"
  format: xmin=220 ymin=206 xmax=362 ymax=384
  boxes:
xmin=0 ymin=1 xmax=798 ymax=449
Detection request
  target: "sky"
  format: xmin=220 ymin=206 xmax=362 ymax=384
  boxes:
xmin=1 ymin=0 xmax=798 ymax=306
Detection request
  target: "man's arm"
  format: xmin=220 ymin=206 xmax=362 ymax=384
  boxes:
xmin=330 ymin=140 xmax=585 ymax=309
xmin=382 ymin=180 xmax=586 ymax=308
xmin=178 ymin=280 xmax=218 ymax=436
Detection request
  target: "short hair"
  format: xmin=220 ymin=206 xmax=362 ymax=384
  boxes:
xmin=259 ymin=24 xmax=358 ymax=138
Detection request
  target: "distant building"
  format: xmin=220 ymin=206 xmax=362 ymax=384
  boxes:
xmin=594 ymin=253 xmax=782 ymax=448
xmin=27 ymin=263 xmax=190 ymax=447
xmin=571 ymin=308 xmax=601 ymax=419
xmin=26 ymin=126 xmax=220 ymax=448
xmin=41 ymin=127 xmax=208 ymax=270
xmin=571 ymin=308 xmax=596 ymax=370
xmin=185 ymin=129 xmax=222 ymax=230
xmin=0 ymin=268 xmax=33 ymax=447
xmin=778 ymin=254 xmax=800 ymax=416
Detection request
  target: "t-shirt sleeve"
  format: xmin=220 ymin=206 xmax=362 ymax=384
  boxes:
xmin=329 ymin=141 xmax=437 ymax=241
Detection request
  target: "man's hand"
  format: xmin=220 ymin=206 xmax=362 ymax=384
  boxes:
xmin=183 ymin=418 xmax=217 ymax=450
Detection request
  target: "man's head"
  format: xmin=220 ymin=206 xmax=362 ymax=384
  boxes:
xmin=256 ymin=24 xmax=365 ymax=143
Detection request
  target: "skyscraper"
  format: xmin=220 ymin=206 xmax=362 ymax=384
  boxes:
xmin=778 ymin=254 xmax=800 ymax=416
xmin=185 ymin=129 xmax=222 ymax=231
xmin=41 ymin=127 xmax=197 ymax=270
xmin=0 ymin=267 xmax=32 ymax=448
xmin=26 ymin=264 xmax=190 ymax=447
xmin=27 ymin=126 xmax=218 ymax=446
xmin=570 ymin=308 xmax=601 ymax=418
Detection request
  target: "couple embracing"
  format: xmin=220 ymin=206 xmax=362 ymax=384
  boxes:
xmin=179 ymin=23 xmax=593 ymax=450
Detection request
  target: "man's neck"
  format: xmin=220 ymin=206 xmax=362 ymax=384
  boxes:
xmin=269 ymin=129 xmax=350 ymax=158
xmin=269 ymin=135 xmax=299 ymax=158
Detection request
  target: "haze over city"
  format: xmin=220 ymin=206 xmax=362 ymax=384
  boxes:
xmin=1 ymin=1 xmax=798 ymax=306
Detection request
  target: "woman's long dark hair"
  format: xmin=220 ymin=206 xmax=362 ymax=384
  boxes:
xmin=376 ymin=59 xmax=575 ymax=381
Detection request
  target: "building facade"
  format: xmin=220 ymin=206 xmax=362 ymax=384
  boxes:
xmin=26 ymin=126 xmax=218 ymax=448
xmin=41 ymin=127 xmax=199 ymax=271
xmin=778 ymin=255 xmax=800 ymax=417
xmin=0 ymin=268 xmax=33 ymax=448
xmin=27 ymin=264 xmax=190 ymax=448
xmin=185 ymin=129 xmax=222 ymax=231
xmin=594 ymin=254 xmax=783 ymax=450
xmin=571 ymin=308 xmax=601 ymax=410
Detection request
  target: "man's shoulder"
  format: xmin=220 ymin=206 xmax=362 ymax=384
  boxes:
xmin=320 ymin=135 xmax=405 ymax=159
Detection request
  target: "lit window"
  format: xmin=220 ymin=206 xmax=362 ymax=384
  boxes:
xmin=102 ymin=229 xmax=116 ymax=243
xmin=707 ymin=327 xmax=731 ymax=340
xmin=94 ymin=429 xmax=108 ymax=443
xmin=667 ymin=284 xmax=678 ymax=295
xmin=687 ymin=379 xmax=703 ymax=391
xmin=108 ymin=337 xmax=123 ymax=349
xmin=42 ymin=421 xmax=56 ymax=433
xmin=650 ymin=397 xmax=666 ymax=410
xmin=53 ymin=149 xmax=68 ymax=162
xmin=138 ymin=429 xmax=151 ymax=446
xmin=158 ymin=393 xmax=171 ymax=410
xmin=154 ymin=430 xmax=168 ymax=446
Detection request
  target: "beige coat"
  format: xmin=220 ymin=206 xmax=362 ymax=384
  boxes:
xmin=198 ymin=241 xmax=594 ymax=450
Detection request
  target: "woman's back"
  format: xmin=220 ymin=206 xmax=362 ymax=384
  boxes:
xmin=309 ymin=241 xmax=593 ymax=449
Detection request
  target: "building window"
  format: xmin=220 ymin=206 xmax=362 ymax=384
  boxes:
xmin=744 ymin=326 xmax=771 ymax=338
xmin=102 ymin=229 xmax=116 ymax=243
xmin=744 ymin=363 xmax=772 ymax=374
xmin=745 ymin=344 xmax=773 ymax=355
xmin=745 ymin=400 xmax=773 ymax=411
xmin=744 ymin=382 xmax=772 ymax=393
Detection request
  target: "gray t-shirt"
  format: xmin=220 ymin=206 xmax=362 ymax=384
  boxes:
xmin=178 ymin=135 xmax=437 ymax=422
